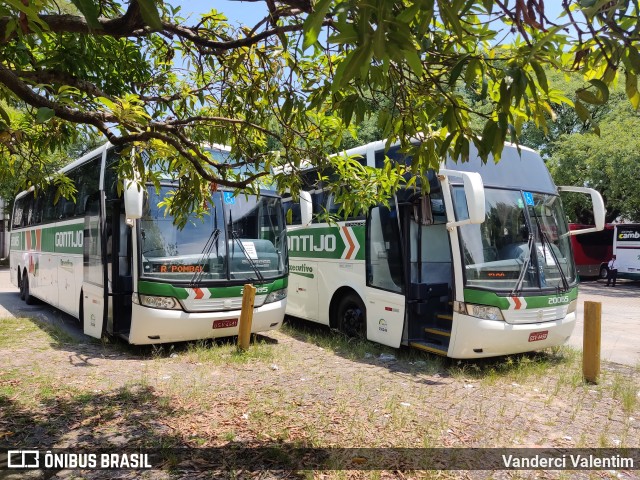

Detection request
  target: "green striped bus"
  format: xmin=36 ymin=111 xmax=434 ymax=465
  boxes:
xmin=10 ymin=143 xmax=288 ymax=344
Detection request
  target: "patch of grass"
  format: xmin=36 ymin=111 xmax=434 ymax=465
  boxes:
xmin=0 ymin=316 xmax=81 ymax=348
xmin=447 ymin=347 xmax=577 ymax=385
xmin=0 ymin=317 xmax=42 ymax=347
xmin=610 ymin=373 xmax=639 ymax=414
xmin=179 ymin=337 xmax=277 ymax=365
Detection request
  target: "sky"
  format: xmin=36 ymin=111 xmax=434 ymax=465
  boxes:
xmin=170 ymin=1 xmax=568 ymax=28
xmin=170 ymin=0 xmax=266 ymax=27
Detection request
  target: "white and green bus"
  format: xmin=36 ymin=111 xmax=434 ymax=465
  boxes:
xmin=284 ymin=140 xmax=605 ymax=358
xmin=10 ymin=143 xmax=288 ymax=344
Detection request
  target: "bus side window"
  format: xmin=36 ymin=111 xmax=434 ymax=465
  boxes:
xmin=368 ymin=206 xmax=404 ymax=293
xmin=23 ymin=192 xmax=35 ymax=227
xmin=12 ymin=196 xmax=24 ymax=229
xmin=74 ymin=156 xmax=101 ymax=216
xmin=43 ymin=185 xmax=57 ymax=223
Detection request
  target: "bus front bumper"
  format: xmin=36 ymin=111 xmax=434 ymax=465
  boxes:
xmin=447 ymin=312 xmax=576 ymax=359
xmin=127 ymin=299 xmax=286 ymax=345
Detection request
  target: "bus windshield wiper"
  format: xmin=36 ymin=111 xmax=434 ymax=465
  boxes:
xmin=539 ymin=228 xmax=570 ymax=292
xmin=189 ymin=228 xmax=220 ymax=286
xmin=530 ymin=211 xmax=570 ymax=292
xmin=511 ymin=233 xmax=534 ymax=297
xmin=231 ymin=230 xmax=265 ymax=284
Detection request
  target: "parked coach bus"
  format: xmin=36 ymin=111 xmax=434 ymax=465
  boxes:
xmin=10 ymin=143 xmax=288 ymax=344
xmin=283 ymin=140 xmax=605 ymax=359
xmin=569 ymin=223 xmax=614 ymax=278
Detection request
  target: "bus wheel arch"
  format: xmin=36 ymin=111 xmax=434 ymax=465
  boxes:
xmin=331 ymin=288 xmax=366 ymax=338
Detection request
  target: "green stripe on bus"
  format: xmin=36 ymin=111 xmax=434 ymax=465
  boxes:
xmin=138 ymin=277 xmax=288 ymax=298
xmin=463 ymin=287 xmax=579 ymax=309
xmin=10 ymin=223 xmax=84 ymax=254
xmin=287 ymin=225 xmax=365 ymax=260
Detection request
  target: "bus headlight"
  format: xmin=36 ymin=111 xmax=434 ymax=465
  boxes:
xmin=465 ymin=304 xmax=504 ymax=321
xmin=265 ymin=288 xmax=287 ymax=304
xmin=567 ymin=299 xmax=577 ymax=314
xmin=136 ymin=294 xmax=181 ymax=310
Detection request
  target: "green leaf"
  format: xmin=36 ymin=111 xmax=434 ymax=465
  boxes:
xmin=625 ymin=71 xmax=640 ymax=110
xmin=404 ymin=48 xmax=423 ymax=77
xmin=35 ymin=107 xmax=55 ymax=124
xmin=303 ymin=0 xmax=332 ymax=50
xmin=628 ymin=47 xmax=640 ymax=74
xmin=449 ymin=55 xmax=469 ymax=87
xmin=574 ymin=99 xmax=590 ymax=123
xmin=0 ymin=105 xmax=11 ymax=126
xmin=332 ymin=46 xmax=373 ymax=91
xmin=69 ymin=0 xmax=103 ymax=30
xmin=588 ymin=79 xmax=609 ymax=103
xmin=576 ymin=86 xmax=606 ymax=105
xmin=530 ymin=61 xmax=549 ymax=93
xmin=137 ymin=0 xmax=163 ymax=30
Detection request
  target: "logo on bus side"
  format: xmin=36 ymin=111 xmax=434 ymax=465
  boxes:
xmin=10 ymin=234 xmax=20 ymax=248
xmin=287 ymin=234 xmax=336 ymax=253
xmin=55 ymin=230 xmax=83 ymax=249
xmin=618 ymin=230 xmax=640 ymax=240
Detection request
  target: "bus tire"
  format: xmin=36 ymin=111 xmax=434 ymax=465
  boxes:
xmin=23 ymin=275 xmax=35 ymax=305
xmin=336 ymin=294 xmax=366 ymax=338
xmin=19 ymin=271 xmax=25 ymax=301
xmin=599 ymin=265 xmax=609 ymax=280
xmin=79 ymin=294 xmax=85 ymax=332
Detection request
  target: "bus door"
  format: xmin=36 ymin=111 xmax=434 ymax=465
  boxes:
xmin=403 ymin=195 xmax=454 ymax=354
xmin=365 ymin=204 xmax=405 ymax=347
xmin=106 ymin=201 xmax=133 ymax=337
xmin=82 ymin=191 xmax=107 ymax=339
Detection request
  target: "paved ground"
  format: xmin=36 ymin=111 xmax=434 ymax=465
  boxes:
xmin=569 ymin=278 xmax=640 ymax=367
xmin=1 ymin=268 xmax=638 ymax=366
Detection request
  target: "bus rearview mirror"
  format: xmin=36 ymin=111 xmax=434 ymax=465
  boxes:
xmin=299 ymin=190 xmax=313 ymax=226
xmin=123 ymin=179 xmax=144 ymax=221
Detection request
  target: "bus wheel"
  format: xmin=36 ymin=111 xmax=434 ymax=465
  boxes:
xmin=23 ymin=275 xmax=35 ymax=305
xmin=599 ymin=266 xmax=609 ymax=280
xmin=336 ymin=294 xmax=366 ymax=338
xmin=19 ymin=273 xmax=25 ymax=301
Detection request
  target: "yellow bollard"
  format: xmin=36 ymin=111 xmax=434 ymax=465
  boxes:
xmin=237 ymin=284 xmax=257 ymax=351
xmin=583 ymin=301 xmax=602 ymax=384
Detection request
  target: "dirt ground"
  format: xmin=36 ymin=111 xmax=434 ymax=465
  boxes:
xmin=0 ymin=307 xmax=638 ymax=480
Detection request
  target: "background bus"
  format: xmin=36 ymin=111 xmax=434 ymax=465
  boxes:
xmin=569 ymin=223 xmax=614 ymax=279
xmin=10 ymin=143 xmax=288 ymax=344
xmin=612 ymin=223 xmax=640 ymax=281
xmin=284 ymin=140 xmax=604 ymax=359
xmin=568 ymin=223 xmax=640 ymax=281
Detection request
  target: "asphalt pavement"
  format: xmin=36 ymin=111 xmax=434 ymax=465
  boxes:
xmin=0 ymin=268 xmax=638 ymax=366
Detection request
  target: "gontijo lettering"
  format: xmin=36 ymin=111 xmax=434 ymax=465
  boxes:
xmin=54 ymin=230 xmax=83 ymax=248
xmin=287 ymin=234 xmax=336 ymax=252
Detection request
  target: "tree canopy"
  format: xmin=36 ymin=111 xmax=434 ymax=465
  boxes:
xmin=1 ymin=0 xmax=640 ymax=222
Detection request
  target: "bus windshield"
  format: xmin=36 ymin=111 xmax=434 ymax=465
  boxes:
xmin=140 ymin=187 xmax=286 ymax=282
xmin=457 ymin=188 xmax=576 ymax=292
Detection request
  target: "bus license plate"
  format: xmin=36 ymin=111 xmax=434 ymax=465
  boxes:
xmin=213 ymin=319 xmax=238 ymax=329
xmin=528 ymin=330 xmax=548 ymax=342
